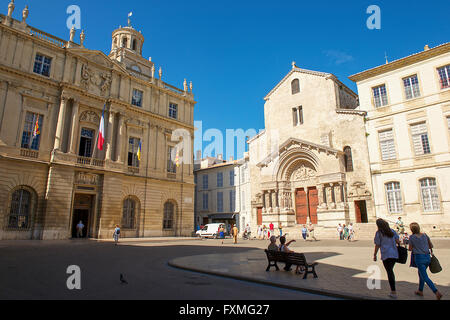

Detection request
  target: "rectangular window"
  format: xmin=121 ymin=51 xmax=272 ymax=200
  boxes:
xmin=420 ymin=178 xmax=440 ymax=212
xmin=379 ymin=129 xmax=396 ymax=161
xmin=167 ymin=146 xmax=177 ymax=173
xmin=403 ymin=75 xmax=421 ymax=99
xmin=230 ymin=171 xmax=235 ymax=186
xmin=230 ymin=190 xmax=235 ymax=212
xmin=217 ymin=172 xmax=223 ymax=188
xmin=131 ymin=89 xmax=143 ymax=107
xmin=202 ymin=193 xmax=209 ymax=210
xmin=203 ymin=175 xmax=209 ymax=189
xmin=292 ymin=108 xmax=298 ymax=126
xmin=169 ymin=103 xmax=178 ymax=119
xmin=411 ymin=123 xmax=431 ymax=155
xmin=33 ymin=54 xmax=52 ymax=77
xmin=21 ymin=112 xmax=43 ymax=151
xmin=128 ymin=137 xmax=140 ymax=168
xmin=79 ymin=128 xmax=94 ymax=157
xmin=217 ymin=192 xmax=223 ymax=213
xmin=385 ymin=182 xmax=403 ymax=214
xmin=299 ymin=106 xmax=304 ymax=125
xmin=437 ymin=65 xmax=450 ymax=89
xmin=372 ymin=85 xmax=388 ymax=108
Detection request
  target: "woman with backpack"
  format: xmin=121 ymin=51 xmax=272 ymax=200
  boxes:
xmin=373 ymin=219 xmax=400 ymax=299
xmin=409 ymin=223 xmax=443 ymax=300
xmin=113 ymin=225 xmax=121 ymax=245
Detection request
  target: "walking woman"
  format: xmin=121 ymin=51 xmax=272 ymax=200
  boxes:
xmin=113 ymin=225 xmax=121 ymax=246
xmin=409 ymin=223 xmax=443 ymax=300
xmin=373 ymin=219 xmax=400 ymax=299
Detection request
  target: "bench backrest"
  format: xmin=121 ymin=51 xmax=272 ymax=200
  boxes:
xmin=265 ymin=250 xmax=287 ymax=262
xmin=286 ymin=253 xmax=307 ymax=265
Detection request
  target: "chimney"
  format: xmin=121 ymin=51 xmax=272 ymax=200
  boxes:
xmin=424 ymin=45 xmax=430 ymax=51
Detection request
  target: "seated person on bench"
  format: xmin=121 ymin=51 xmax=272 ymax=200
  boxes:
xmin=268 ymin=236 xmax=279 ymax=251
xmin=279 ymin=236 xmax=303 ymax=274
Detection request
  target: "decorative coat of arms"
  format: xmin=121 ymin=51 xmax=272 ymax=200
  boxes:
xmin=80 ymin=64 xmax=112 ymax=96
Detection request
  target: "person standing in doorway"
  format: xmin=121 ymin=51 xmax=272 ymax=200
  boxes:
xmin=409 ymin=223 xmax=443 ymax=300
xmin=233 ymin=224 xmax=239 ymax=244
xmin=76 ymin=221 xmax=85 ymax=238
xmin=113 ymin=225 xmax=121 ymax=246
xmin=374 ymin=219 xmax=400 ymax=299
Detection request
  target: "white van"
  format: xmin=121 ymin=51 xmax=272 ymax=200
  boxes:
xmin=196 ymin=223 xmax=224 ymax=239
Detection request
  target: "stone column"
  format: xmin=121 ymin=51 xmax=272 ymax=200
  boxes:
xmin=116 ymin=113 xmax=125 ymax=163
xmin=317 ymin=184 xmax=324 ymax=208
xmin=68 ymin=99 xmax=79 ymax=154
xmin=106 ymin=109 xmax=115 ymax=161
xmin=262 ymin=191 xmax=267 ymax=211
xmin=54 ymin=96 xmax=68 ymax=151
xmin=268 ymin=191 xmax=273 ymax=210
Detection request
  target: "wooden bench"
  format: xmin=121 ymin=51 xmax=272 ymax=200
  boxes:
xmin=264 ymin=250 xmax=319 ymax=279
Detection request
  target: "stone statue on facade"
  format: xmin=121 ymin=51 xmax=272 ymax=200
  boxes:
xmin=7 ymin=0 xmax=15 ymax=18
xmin=183 ymin=79 xmax=188 ymax=92
xmin=69 ymin=26 xmax=76 ymax=43
xmin=190 ymin=81 xmax=193 ymax=93
xmin=159 ymin=67 xmax=162 ymax=80
xmin=22 ymin=5 xmax=29 ymax=23
xmin=80 ymin=30 xmax=86 ymax=47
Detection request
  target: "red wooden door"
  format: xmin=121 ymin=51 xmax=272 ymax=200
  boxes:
xmin=355 ymin=201 xmax=362 ymax=223
xmin=257 ymin=208 xmax=263 ymax=226
xmin=295 ymin=189 xmax=308 ymax=225
xmin=308 ymin=187 xmax=319 ymax=225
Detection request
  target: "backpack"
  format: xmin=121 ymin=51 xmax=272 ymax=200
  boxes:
xmin=116 ymin=229 xmax=121 ymax=235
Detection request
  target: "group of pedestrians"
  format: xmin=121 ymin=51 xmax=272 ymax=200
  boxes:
xmin=301 ymin=223 xmax=318 ymax=241
xmin=374 ymin=218 xmax=443 ymax=300
xmin=257 ymin=223 xmax=279 ymax=240
xmin=337 ymin=223 xmax=355 ymax=241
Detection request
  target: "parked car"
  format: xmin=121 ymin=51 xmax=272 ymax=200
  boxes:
xmin=196 ymin=223 xmax=225 ymax=239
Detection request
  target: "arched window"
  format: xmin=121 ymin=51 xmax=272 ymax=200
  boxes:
xmin=385 ymin=182 xmax=403 ymax=214
xmin=420 ymin=178 xmax=440 ymax=212
xmin=8 ymin=188 xmax=32 ymax=229
xmin=344 ymin=147 xmax=354 ymax=172
xmin=122 ymin=37 xmax=128 ymax=48
xmin=132 ymin=39 xmax=137 ymax=51
xmin=122 ymin=198 xmax=136 ymax=229
xmin=163 ymin=202 xmax=175 ymax=230
xmin=291 ymin=79 xmax=300 ymax=95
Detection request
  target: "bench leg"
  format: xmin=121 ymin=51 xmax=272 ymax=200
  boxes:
xmin=266 ymin=262 xmax=280 ymax=272
xmin=312 ymin=266 xmax=318 ymax=279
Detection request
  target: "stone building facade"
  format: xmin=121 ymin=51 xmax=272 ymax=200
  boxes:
xmin=248 ymin=64 xmax=375 ymax=232
xmin=350 ymin=43 xmax=450 ymax=235
xmin=0 ymin=5 xmax=196 ymax=240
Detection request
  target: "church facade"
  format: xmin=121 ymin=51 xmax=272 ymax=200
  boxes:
xmin=0 ymin=4 xmax=195 ymax=240
xmin=248 ymin=64 xmax=375 ymax=231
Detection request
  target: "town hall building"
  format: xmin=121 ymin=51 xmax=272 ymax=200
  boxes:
xmin=0 ymin=3 xmax=196 ymax=240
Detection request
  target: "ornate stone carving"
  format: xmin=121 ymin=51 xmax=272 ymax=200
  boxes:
xmin=291 ymin=165 xmax=316 ymax=181
xmin=79 ymin=110 xmax=100 ymax=124
xmin=348 ymin=181 xmax=372 ymax=198
xmin=75 ymin=172 xmax=99 ymax=186
xmin=80 ymin=64 xmax=112 ymax=96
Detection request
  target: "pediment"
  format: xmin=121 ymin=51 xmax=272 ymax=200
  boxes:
xmin=257 ymin=138 xmax=342 ymax=168
xmin=69 ymin=48 xmax=127 ymax=73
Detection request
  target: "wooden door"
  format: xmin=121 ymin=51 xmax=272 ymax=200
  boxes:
xmin=295 ymin=189 xmax=308 ymax=225
xmin=257 ymin=208 xmax=263 ymax=226
xmin=355 ymin=201 xmax=362 ymax=223
xmin=308 ymin=187 xmax=319 ymax=225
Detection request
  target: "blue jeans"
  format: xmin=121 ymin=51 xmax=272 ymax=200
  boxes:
xmin=415 ymin=254 xmax=438 ymax=293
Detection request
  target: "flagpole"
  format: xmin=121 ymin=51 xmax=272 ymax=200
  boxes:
xmin=92 ymin=102 xmax=107 ymax=165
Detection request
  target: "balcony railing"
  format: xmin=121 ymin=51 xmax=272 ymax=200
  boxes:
xmin=20 ymin=149 xmax=39 ymax=159
xmin=77 ymin=156 xmax=105 ymax=167
xmin=128 ymin=166 xmax=140 ymax=174
xmin=29 ymin=27 xmax=66 ymax=48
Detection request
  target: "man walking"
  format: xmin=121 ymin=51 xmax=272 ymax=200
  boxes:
xmin=337 ymin=224 xmax=344 ymax=240
xmin=308 ymin=223 xmax=317 ymax=241
xmin=76 ymin=221 xmax=85 ymax=238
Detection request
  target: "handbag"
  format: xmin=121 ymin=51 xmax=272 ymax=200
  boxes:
xmin=429 ymin=255 xmax=442 ymax=274
xmin=397 ymin=245 xmax=408 ymax=264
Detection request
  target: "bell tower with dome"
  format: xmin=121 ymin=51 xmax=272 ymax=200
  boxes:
xmin=109 ymin=14 xmax=154 ymax=77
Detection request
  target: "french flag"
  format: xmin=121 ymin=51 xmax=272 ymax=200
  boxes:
xmin=97 ymin=105 xmax=106 ymax=151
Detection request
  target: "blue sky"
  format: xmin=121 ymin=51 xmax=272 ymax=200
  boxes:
xmin=10 ymin=0 xmax=450 ymax=159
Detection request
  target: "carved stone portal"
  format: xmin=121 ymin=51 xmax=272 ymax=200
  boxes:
xmin=290 ymin=164 xmax=316 ymax=182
